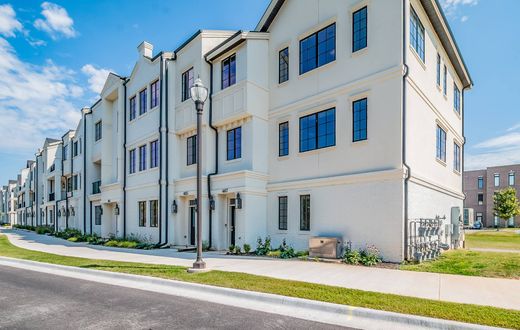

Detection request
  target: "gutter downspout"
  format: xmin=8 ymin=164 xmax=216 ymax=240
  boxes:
xmin=157 ymin=55 xmax=164 ymax=246
xmin=89 ymin=201 xmax=93 ymax=235
xmin=69 ymin=138 xmax=73 ymax=230
xmin=123 ymin=78 xmax=129 ymax=239
xmin=402 ymin=0 xmax=411 ymax=261
xmin=35 ymin=155 xmax=38 ymax=226
xmin=204 ymin=58 xmax=216 ymax=249
xmin=161 ymin=57 xmax=174 ymax=247
xmin=82 ymin=109 xmax=91 ymax=234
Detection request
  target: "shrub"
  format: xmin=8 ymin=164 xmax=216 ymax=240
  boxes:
xmin=243 ymin=244 xmax=251 ymax=254
xmin=35 ymin=226 xmax=54 ymax=235
xmin=278 ymin=239 xmax=296 ymax=259
xmin=202 ymin=240 xmax=210 ymax=252
xmin=67 ymin=237 xmax=78 ymax=242
xmin=267 ymin=250 xmax=281 ymax=258
xmin=344 ymin=249 xmax=361 ymax=265
xmin=296 ymin=250 xmax=309 ymax=257
xmin=360 ymin=245 xmax=382 ymax=266
xmin=234 ymin=245 xmax=241 ymax=254
xmin=54 ymin=228 xmax=83 ymax=240
xmin=256 ymin=236 xmax=272 ymax=256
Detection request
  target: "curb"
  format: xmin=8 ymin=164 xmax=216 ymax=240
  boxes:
xmin=0 ymin=257 xmax=500 ymax=330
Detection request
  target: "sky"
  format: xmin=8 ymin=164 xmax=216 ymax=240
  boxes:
xmin=0 ymin=0 xmax=519 ymax=185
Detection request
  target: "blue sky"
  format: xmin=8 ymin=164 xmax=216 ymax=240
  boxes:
xmin=0 ymin=0 xmax=519 ymax=185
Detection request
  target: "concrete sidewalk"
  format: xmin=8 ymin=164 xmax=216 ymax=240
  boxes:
xmin=2 ymin=229 xmax=520 ymax=311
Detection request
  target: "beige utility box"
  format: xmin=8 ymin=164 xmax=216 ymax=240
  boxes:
xmin=309 ymin=237 xmax=342 ymax=259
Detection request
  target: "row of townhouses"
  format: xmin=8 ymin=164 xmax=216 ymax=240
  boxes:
xmin=1 ymin=0 xmax=472 ymax=262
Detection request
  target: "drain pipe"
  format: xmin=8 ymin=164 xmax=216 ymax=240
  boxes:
xmin=402 ymin=0 xmax=411 ymax=261
xmin=162 ymin=57 xmax=174 ymax=247
xmin=157 ymin=55 xmax=165 ymax=246
xmin=123 ymin=78 xmax=129 ymax=239
xmin=204 ymin=58 xmax=217 ymax=249
xmin=82 ymin=108 xmax=92 ymax=234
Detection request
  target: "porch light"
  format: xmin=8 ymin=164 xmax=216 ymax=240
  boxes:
xmin=171 ymin=200 xmax=178 ymax=214
xmin=190 ymin=78 xmax=208 ymax=104
xmin=114 ymin=204 xmax=120 ymax=215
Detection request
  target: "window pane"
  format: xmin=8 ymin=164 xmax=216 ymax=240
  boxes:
xmin=300 ymin=34 xmax=316 ymax=74
xmin=353 ymin=98 xmax=368 ymax=141
xmin=353 ymin=7 xmax=367 ymax=52
xmin=279 ymin=48 xmax=289 ymax=83
xmin=279 ymin=122 xmax=289 ymax=156
xmin=278 ymin=196 xmax=288 ymax=230
xmin=300 ymin=195 xmax=310 ymax=231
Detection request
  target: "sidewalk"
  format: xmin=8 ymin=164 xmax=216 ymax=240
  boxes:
xmin=2 ymin=229 xmax=520 ymax=311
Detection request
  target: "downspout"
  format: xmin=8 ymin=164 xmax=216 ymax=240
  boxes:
xmin=123 ymin=78 xmax=129 ymax=239
xmin=82 ymin=109 xmax=91 ymax=234
xmin=402 ymin=0 xmax=411 ymax=261
xmin=89 ymin=200 xmax=93 ymax=235
xmin=204 ymin=58 xmax=216 ymax=249
xmin=162 ymin=57 xmax=174 ymax=247
xmin=35 ymin=155 xmax=38 ymax=226
xmin=69 ymin=137 xmax=73 ymax=230
xmin=157 ymin=55 xmax=164 ymax=246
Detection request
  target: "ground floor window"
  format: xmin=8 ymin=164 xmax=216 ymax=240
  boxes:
xmin=300 ymin=195 xmax=310 ymax=231
xmin=150 ymin=200 xmax=158 ymax=227
xmin=278 ymin=196 xmax=288 ymax=230
xmin=94 ymin=206 xmax=102 ymax=225
xmin=139 ymin=201 xmax=146 ymax=227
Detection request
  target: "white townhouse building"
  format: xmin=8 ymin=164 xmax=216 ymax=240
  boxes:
xmin=5 ymin=0 xmax=471 ymax=262
xmin=0 ymin=186 xmax=7 ymax=224
xmin=15 ymin=161 xmax=36 ymax=226
xmin=4 ymin=180 xmax=18 ymax=225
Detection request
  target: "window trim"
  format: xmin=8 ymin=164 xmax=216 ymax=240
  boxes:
xmin=129 ymin=149 xmax=136 ymax=174
xmin=509 ymin=172 xmax=515 ymax=186
xmin=410 ymin=7 xmax=425 ymax=62
xmin=139 ymin=145 xmax=147 ymax=172
xmin=299 ymin=108 xmax=336 ymax=153
xmin=278 ymin=47 xmax=289 ymax=84
xmin=352 ymin=6 xmax=368 ymax=53
xmin=436 ymin=125 xmax=447 ymax=163
xmin=494 ymin=173 xmax=500 ymax=187
xmin=150 ymin=140 xmax=159 ymax=169
xmin=477 ymin=176 xmax=484 ymax=190
xmin=94 ymin=121 xmax=102 ymax=141
xmin=299 ymin=22 xmax=336 ymax=75
xmin=129 ymin=96 xmax=137 ymax=121
xmin=436 ymin=53 xmax=441 ymax=87
xmin=453 ymin=142 xmax=461 ymax=173
xmin=352 ymin=98 xmax=368 ymax=142
xmin=139 ymin=88 xmax=147 ymax=115
xmin=149 ymin=200 xmax=158 ymax=227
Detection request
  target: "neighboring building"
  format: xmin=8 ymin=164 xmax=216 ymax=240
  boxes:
xmin=6 ymin=180 xmax=17 ymax=225
xmin=0 ymin=186 xmax=6 ymax=224
xmin=464 ymin=164 xmax=520 ymax=228
xmin=15 ymin=161 xmax=36 ymax=226
xmin=3 ymin=0 xmax=472 ymax=262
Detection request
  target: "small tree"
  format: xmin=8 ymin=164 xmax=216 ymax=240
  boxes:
xmin=493 ymin=187 xmax=520 ymax=230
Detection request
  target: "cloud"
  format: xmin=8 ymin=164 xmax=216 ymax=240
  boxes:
xmin=0 ymin=4 xmax=22 ymax=37
xmin=460 ymin=16 xmax=469 ymax=23
xmin=440 ymin=0 xmax=478 ymax=21
xmin=0 ymin=37 xmax=82 ymax=154
xmin=81 ymin=64 xmax=111 ymax=94
xmin=34 ymin=2 xmax=77 ymax=39
xmin=466 ymin=130 xmax=520 ymax=170
xmin=507 ymin=123 xmax=520 ymax=132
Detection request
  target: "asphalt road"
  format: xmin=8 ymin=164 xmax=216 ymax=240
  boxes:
xmin=0 ymin=265 xmax=350 ymax=330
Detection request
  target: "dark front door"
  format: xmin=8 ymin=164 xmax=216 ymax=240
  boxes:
xmin=189 ymin=207 xmax=196 ymax=246
xmin=230 ymin=205 xmax=236 ymax=246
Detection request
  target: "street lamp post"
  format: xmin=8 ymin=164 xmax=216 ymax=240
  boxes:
xmin=189 ymin=78 xmax=208 ymax=272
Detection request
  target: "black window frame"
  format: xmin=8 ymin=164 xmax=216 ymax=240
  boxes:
xmin=139 ymin=88 xmax=147 ymax=115
xmin=150 ymin=140 xmax=159 ymax=169
xmin=300 ymin=194 xmax=310 ymax=231
xmin=227 ymin=127 xmax=242 ymax=161
xmin=436 ymin=53 xmax=441 ymax=86
xmin=299 ymin=108 xmax=336 ymax=153
xmin=149 ymin=200 xmax=158 ymax=227
xmin=436 ymin=125 xmax=446 ymax=162
xmin=278 ymin=122 xmax=289 ymax=157
xmin=453 ymin=142 xmax=461 ymax=172
xmin=94 ymin=121 xmax=102 ymax=141
xmin=221 ymin=54 xmax=236 ymax=90
xmin=353 ymin=98 xmax=368 ymax=142
xmin=478 ymin=193 xmax=484 ymax=205
xmin=139 ymin=145 xmax=147 ymax=172
xmin=299 ymin=23 xmax=336 ymax=75
xmin=182 ymin=67 xmax=194 ymax=102
xmin=187 ymin=135 xmax=197 ymax=166
xmin=352 ymin=6 xmax=368 ymax=52
xmin=278 ymin=196 xmax=288 ymax=230
xmin=453 ymin=84 xmax=461 ymax=113
xmin=138 ymin=201 xmax=146 ymax=227
xmin=443 ymin=65 xmax=447 ymax=96
xmin=410 ymin=7 xmax=425 ymax=62
xmin=129 ymin=149 xmax=136 ymax=174
xmin=94 ymin=205 xmax=102 ymax=225
xmin=279 ymin=47 xmax=289 ymax=84
xmin=150 ymin=80 xmax=160 ymax=108
xmin=129 ymin=96 xmax=136 ymax=121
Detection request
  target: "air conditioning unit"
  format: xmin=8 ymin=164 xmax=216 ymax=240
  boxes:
xmin=309 ymin=237 xmax=342 ymax=259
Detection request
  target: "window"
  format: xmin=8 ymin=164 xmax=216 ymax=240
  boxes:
xmin=94 ymin=206 xmax=102 ymax=225
xmin=63 ymin=145 xmax=68 ymax=160
xmin=278 ymin=196 xmax=288 ymax=230
xmin=138 ymin=201 xmax=146 ymax=227
xmin=139 ymin=145 xmax=147 ymax=171
xmin=187 ymin=135 xmax=197 ymax=165
xmin=279 ymin=122 xmax=289 ymax=157
xmin=129 ymin=149 xmax=136 ymax=174
xmin=299 ymin=108 xmax=335 ymax=152
xmin=227 ymin=127 xmax=242 ymax=160
xmin=410 ymin=8 xmax=425 ymax=61
xmin=436 ymin=53 xmax=441 ymax=86
xmin=300 ymin=195 xmax=310 ymax=231
xmin=150 ymin=200 xmax=158 ymax=227
xmin=182 ymin=68 xmax=194 ymax=101
xmin=73 ymin=175 xmax=78 ymax=191
xmin=352 ymin=7 xmax=367 ymax=52
xmin=221 ymin=54 xmax=236 ymax=89
xmin=353 ymin=98 xmax=367 ymax=142
xmin=453 ymin=143 xmax=461 ymax=172
xmin=436 ymin=126 xmax=446 ymax=162
xmin=443 ymin=65 xmax=447 ymax=96
xmin=95 ymin=121 xmax=102 ymax=141
xmin=150 ymin=80 xmax=160 ymax=108
xmin=279 ymin=48 xmax=289 ymax=83
xmin=494 ymin=174 xmax=500 ymax=187
xmin=129 ymin=96 xmax=136 ymax=121
xmin=300 ymin=23 xmax=336 ymax=75
xmin=150 ymin=140 xmax=159 ymax=168
xmin=454 ymin=84 xmax=460 ymax=113
xmin=139 ymin=89 xmax=147 ymax=115
xmin=67 ymin=177 xmax=72 ymax=192
xmin=478 ymin=176 xmax=484 ymax=189
xmin=509 ymin=172 xmax=515 ymax=186
xmin=478 ymin=193 xmax=484 ymax=205
xmin=476 ymin=213 xmax=483 ymax=223
xmin=73 ymin=141 xmax=78 ymax=157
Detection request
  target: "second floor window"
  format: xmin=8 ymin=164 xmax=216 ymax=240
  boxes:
xmin=436 ymin=125 xmax=446 ymax=162
xmin=73 ymin=141 xmax=79 ymax=157
xmin=453 ymin=143 xmax=461 ymax=172
xmin=73 ymin=175 xmax=79 ymax=190
xmin=279 ymin=122 xmax=289 ymax=157
xmin=410 ymin=8 xmax=425 ymax=61
xmin=278 ymin=196 xmax=288 ymax=230
xmin=139 ymin=89 xmax=147 ymax=115
xmin=150 ymin=200 xmax=158 ymax=227
xmin=138 ymin=201 xmax=146 ymax=227
xmin=300 ymin=23 xmax=336 ymax=75
xmin=227 ymin=127 xmax=242 ymax=160
xmin=222 ymin=54 xmax=236 ymax=90
xmin=478 ymin=176 xmax=484 ymax=189
xmin=454 ymin=84 xmax=461 ymax=113
xmin=129 ymin=149 xmax=136 ymax=174
xmin=150 ymin=140 xmax=159 ymax=168
xmin=478 ymin=193 xmax=483 ymax=205
xmin=509 ymin=172 xmax=515 ymax=186
xmin=299 ymin=108 xmax=335 ymax=152
xmin=139 ymin=145 xmax=147 ymax=171
xmin=129 ymin=96 xmax=136 ymax=121
xmin=443 ymin=65 xmax=447 ymax=96
xmin=63 ymin=145 xmax=68 ymax=160
xmin=150 ymin=80 xmax=160 ymax=108
xmin=182 ymin=68 xmax=194 ymax=101
xmin=353 ymin=98 xmax=367 ymax=142
xmin=279 ymin=48 xmax=289 ymax=84
xmin=95 ymin=121 xmax=102 ymax=141
xmin=494 ymin=174 xmax=500 ymax=187
xmin=352 ymin=7 xmax=367 ymax=52
xmin=187 ymin=135 xmax=197 ymax=165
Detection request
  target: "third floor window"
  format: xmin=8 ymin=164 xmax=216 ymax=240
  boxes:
xmin=477 ymin=176 xmax=483 ymax=189
xmin=436 ymin=125 xmax=446 ymax=162
xmin=509 ymin=172 xmax=515 ymax=186
xmin=95 ymin=121 xmax=102 ymax=141
xmin=410 ymin=8 xmax=425 ymax=61
xmin=150 ymin=80 xmax=160 ymax=108
xmin=300 ymin=23 xmax=336 ymax=75
xmin=187 ymin=135 xmax=197 ymax=166
xmin=494 ymin=174 xmax=500 ymax=187
xmin=352 ymin=7 xmax=367 ymax=52
xmin=454 ymin=84 xmax=461 ymax=113
xmin=279 ymin=48 xmax=289 ymax=84
xmin=129 ymin=96 xmax=136 ymax=121
xmin=139 ymin=89 xmax=147 ymax=115
xmin=182 ymin=68 xmax=194 ymax=102
xmin=222 ymin=54 xmax=236 ymax=90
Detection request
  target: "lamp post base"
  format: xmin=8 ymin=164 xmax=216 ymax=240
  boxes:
xmin=187 ymin=260 xmax=208 ymax=273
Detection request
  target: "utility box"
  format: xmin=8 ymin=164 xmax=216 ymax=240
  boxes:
xmin=309 ymin=237 xmax=342 ymax=259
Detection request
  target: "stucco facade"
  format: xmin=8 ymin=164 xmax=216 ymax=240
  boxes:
xmin=6 ymin=0 xmax=471 ymax=262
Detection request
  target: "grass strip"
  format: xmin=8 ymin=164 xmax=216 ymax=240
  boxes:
xmin=465 ymin=229 xmax=520 ymax=251
xmin=0 ymin=235 xmax=519 ymax=329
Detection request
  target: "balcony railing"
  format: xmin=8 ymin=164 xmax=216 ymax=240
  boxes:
xmin=48 ymin=193 xmax=55 ymax=202
xmin=92 ymin=181 xmax=101 ymax=195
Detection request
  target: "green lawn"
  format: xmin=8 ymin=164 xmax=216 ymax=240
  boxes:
xmin=0 ymin=236 xmax=519 ymax=329
xmin=465 ymin=229 xmax=520 ymax=251
xmin=400 ymin=249 xmax=520 ymax=279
